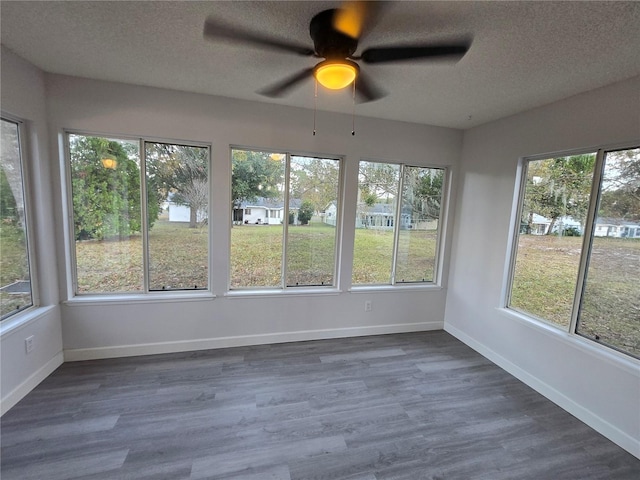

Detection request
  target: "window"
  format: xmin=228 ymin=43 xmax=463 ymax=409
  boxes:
xmin=508 ymin=147 xmax=639 ymax=359
xmin=1 ymin=118 xmax=33 ymax=319
xmin=67 ymin=133 xmax=210 ymax=294
xmin=230 ymin=149 xmax=341 ymax=289
xmin=353 ymin=161 xmax=446 ymax=285
xmin=145 ymin=142 xmax=209 ymax=291
xmin=576 ymin=148 xmax=640 ymax=357
xmin=509 ymin=153 xmax=597 ymax=327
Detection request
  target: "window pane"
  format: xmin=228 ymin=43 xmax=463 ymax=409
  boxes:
xmin=69 ymin=134 xmax=143 ymax=293
xmin=396 ymin=167 xmax=444 ymax=283
xmin=230 ymin=150 xmax=285 ymax=288
xmin=353 ymin=161 xmax=400 ymax=285
xmin=286 ymin=156 xmax=340 ymax=286
xmin=145 ymin=143 xmax=209 ymax=291
xmin=509 ymin=154 xmax=596 ymax=327
xmin=577 ymin=147 xmax=640 ymax=358
xmin=1 ymin=119 xmax=33 ymax=318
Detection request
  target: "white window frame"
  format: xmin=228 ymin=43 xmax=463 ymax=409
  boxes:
xmin=0 ymin=114 xmax=37 ymax=321
xmin=228 ymin=147 xmax=344 ymax=293
xmin=505 ymin=142 xmax=640 ymax=360
xmin=351 ymin=160 xmax=450 ymax=289
xmin=63 ymin=130 xmax=212 ymax=300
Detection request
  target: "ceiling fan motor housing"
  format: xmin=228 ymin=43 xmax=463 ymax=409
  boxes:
xmin=310 ymin=9 xmax=358 ymax=59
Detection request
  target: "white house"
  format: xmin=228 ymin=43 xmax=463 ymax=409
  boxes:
xmin=232 ymin=198 xmax=302 ymax=225
xmin=323 ymin=202 xmax=338 ymax=227
xmin=594 ymin=218 xmax=640 ymax=238
xmin=167 ymin=202 xmax=207 ymax=223
xmin=523 ymin=213 xmax=583 ymax=235
xmin=354 ymin=203 xmax=412 ymax=230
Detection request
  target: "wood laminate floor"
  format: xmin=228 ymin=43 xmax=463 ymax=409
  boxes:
xmin=1 ymin=331 xmax=638 ymax=479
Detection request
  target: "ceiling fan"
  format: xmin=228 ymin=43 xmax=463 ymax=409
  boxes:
xmin=203 ymin=1 xmax=471 ymax=103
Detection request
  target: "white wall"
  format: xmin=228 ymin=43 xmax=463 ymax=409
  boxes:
xmin=445 ymin=76 xmax=640 ymax=457
xmin=0 ymin=46 xmax=63 ymax=414
xmin=43 ymin=74 xmax=462 ymax=359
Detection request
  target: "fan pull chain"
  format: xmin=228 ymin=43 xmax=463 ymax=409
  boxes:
xmin=313 ymin=79 xmax=318 ymax=136
xmin=351 ymin=80 xmax=356 ymax=136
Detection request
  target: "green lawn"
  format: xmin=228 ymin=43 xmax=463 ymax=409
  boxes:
xmin=0 ymin=223 xmax=32 ymax=317
xmin=511 ymin=234 xmax=639 ymax=356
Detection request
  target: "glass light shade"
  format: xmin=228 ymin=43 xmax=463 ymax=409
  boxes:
xmin=314 ymin=60 xmax=358 ymax=90
xmin=101 ymin=157 xmax=118 ymax=169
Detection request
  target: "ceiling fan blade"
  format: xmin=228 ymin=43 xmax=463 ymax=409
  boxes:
xmin=257 ymin=68 xmax=314 ymax=98
xmin=333 ymin=1 xmax=369 ymax=39
xmin=204 ymin=17 xmax=315 ymax=56
xmin=355 ymin=71 xmax=386 ymax=103
xmin=333 ymin=1 xmax=387 ymax=41
xmin=361 ymin=42 xmax=470 ymax=64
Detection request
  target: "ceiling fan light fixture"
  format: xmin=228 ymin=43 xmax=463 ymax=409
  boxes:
xmin=313 ymin=59 xmax=359 ymax=90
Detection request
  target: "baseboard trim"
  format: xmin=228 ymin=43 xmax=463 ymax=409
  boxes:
xmin=64 ymin=321 xmax=442 ymax=362
xmin=1 ymin=351 xmax=64 ymax=416
xmin=444 ymin=323 xmax=640 ymax=459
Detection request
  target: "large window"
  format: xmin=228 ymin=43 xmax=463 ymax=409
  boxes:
xmin=230 ymin=149 xmax=341 ymax=289
xmin=576 ymin=148 xmax=640 ymax=357
xmin=68 ymin=133 xmax=210 ymax=295
xmin=353 ymin=161 xmax=446 ymax=285
xmin=509 ymin=153 xmax=596 ymax=327
xmin=145 ymin=142 xmax=209 ymax=291
xmin=1 ymin=118 xmax=33 ymax=319
xmin=508 ymin=147 xmax=639 ymax=359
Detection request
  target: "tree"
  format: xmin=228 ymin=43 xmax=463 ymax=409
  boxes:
xmin=358 ymin=162 xmax=399 ymax=203
xmin=69 ymin=136 xmax=159 ymax=240
xmin=297 ymin=200 xmax=314 ymax=225
xmin=523 ymin=154 xmax=595 ymax=234
xmin=403 ymin=167 xmax=443 ymax=222
xmin=289 ymin=157 xmax=339 ymax=212
xmin=0 ymin=167 xmax=18 ymax=223
xmin=598 ymin=148 xmax=640 ymax=222
xmin=231 ymin=150 xmax=283 ymax=209
xmin=0 ymin=120 xmax=25 ymax=228
xmin=146 ymin=144 xmax=208 ymax=228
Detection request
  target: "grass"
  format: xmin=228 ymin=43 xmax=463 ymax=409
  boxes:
xmin=0 ymin=223 xmax=32 ymax=317
xmin=511 ymin=234 xmax=639 ymax=357
xmin=75 ymin=220 xmax=209 ymax=293
xmin=352 ymin=228 xmax=437 ymax=284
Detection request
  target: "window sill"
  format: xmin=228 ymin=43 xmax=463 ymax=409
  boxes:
xmin=64 ymin=292 xmax=216 ymax=307
xmin=496 ymin=307 xmax=640 ymax=376
xmin=0 ymin=305 xmax=57 ymax=337
xmin=349 ymin=284 xmax=442 ymax=293
xmin=225 ymin=287 xmax=342 ymax=299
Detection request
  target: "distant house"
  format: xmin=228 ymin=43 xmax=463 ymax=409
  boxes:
xmin=521 ymin=214 xmax=582 ymax=235
xmin=165 ymin=193 xmax=207 ymax=223
xmin=593 ymin=218 xmax=640 ymax=238
xmin=232 ymin=197 xmax=302 ymax=225
xmin=353 ymin=203 xmax=412 ymax=230
xmin=324 ymin=202 xmax=338 ymax=226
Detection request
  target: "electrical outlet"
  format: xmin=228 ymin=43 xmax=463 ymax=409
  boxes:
xmin=25 ymin=335 xmax=34 ymax=354
xmin=364 ymin=300 xmax=372 ymax=312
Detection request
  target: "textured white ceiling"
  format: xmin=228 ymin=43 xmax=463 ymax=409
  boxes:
xmin=1 ymin=1 xmax=639 ymax=129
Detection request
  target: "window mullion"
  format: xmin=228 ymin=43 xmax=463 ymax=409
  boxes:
xmin=569 ymin=148 xmax=605 ymax=334
xmin=281 ymin=153 xmax=291 ymax=288
xmin=390 ymin=164 xmax=405 ymax=284
xmin=431 ymin=167 xmax=448 ymax=284
xmin=140 ymin=140 xmax=150 ymax=293
xmin=505 ymin=159 xmax=530 ymax=308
